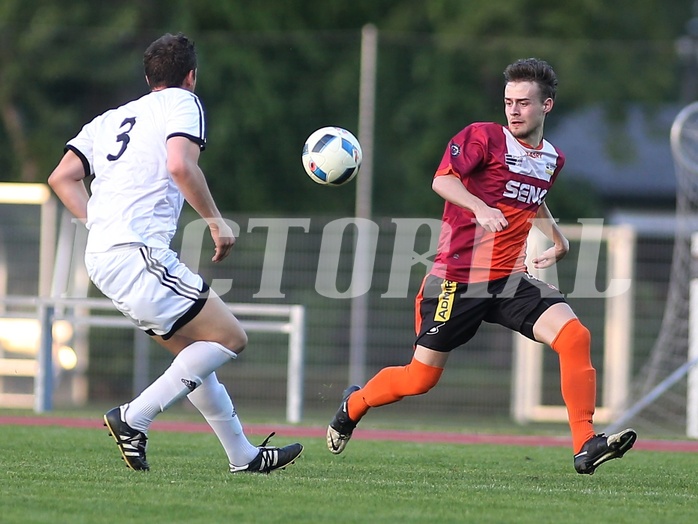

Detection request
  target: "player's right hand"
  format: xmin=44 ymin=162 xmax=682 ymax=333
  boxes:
xmin=475 ymin=206 xmax=508 ymax=232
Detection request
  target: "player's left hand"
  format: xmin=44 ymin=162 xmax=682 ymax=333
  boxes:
xmin=209 ymin=219 xmax=236 ymax=262
xmin=532 ymin=245 xmax=565 ymax=269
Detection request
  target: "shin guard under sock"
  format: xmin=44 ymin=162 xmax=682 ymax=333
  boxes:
xmin=125 ymin=341 xmax=235 ymax=433
xmin=187 ymin=372 xmax=259 ymax=466
xmin=551 ymin=318 xmax=597 ymax=453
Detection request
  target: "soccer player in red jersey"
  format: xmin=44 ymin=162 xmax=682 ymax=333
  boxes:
xmin=327 ymin=58 xmax=636 ymax=474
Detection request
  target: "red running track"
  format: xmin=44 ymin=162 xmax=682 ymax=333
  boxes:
xmin=2 ymin=415 xmax=697 ymax=452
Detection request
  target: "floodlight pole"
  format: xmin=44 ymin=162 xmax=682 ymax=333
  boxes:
xmin=349 ymin=24 xmax=378 ymax=386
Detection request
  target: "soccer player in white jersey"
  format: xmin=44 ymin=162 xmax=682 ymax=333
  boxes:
xmin=48 ymin=33 xmax=302 ymax=473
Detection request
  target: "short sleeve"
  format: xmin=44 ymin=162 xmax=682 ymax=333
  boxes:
xmin=166 ymin=91 xmax=207 ymax=151
xmin=434 ymin=124 xmax=488 ymax=181
xmin=65 ymin=112 xmax=108 ymax=178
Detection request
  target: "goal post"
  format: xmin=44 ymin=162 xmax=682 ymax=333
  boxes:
xmin=0 ymin=183 xmax=57 ymax=409
xmin=686 ymin=233 xmax=698 ymax=437
xmin=0 ymin=196 xmax=307 ymax=422
xmin=0 ymin=296 xmax=306 ymax=422
xmin=512 ymin=223 xmax=635 ymax=425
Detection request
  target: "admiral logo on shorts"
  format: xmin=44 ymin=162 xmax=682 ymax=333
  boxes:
xmin=434 ymin=280 xmax=457 ymax=322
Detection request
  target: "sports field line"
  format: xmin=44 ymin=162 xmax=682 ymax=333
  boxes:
xmin=1 ymin=415 xmax=697 ymax=452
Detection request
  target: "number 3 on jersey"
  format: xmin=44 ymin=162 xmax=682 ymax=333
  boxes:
xmin=107 ymin=117 xmax=136 ymax=161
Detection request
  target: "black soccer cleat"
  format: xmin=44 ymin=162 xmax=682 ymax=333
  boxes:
xmin=574 ymin=428 xmax=637 ymax=475
xmin=327 ymin=385 xmax=361 ymax=454
xmin=103 ymin=405 xmax=149 ymax=471
xmin=229 ymin=432 xmax=303 ymax=474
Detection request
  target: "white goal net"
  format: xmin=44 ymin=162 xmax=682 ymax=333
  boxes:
xmin=606 ymin=102 xmax=698 ymax=437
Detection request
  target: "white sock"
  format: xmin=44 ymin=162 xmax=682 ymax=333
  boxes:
xmin=187 ymin=373 xmax=260 ymax=466
xmin=125 ymin=341 xmax=235 ymax=433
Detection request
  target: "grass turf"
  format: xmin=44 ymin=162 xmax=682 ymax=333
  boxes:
xmin=1 ymin=424 xmax=697 ymax=524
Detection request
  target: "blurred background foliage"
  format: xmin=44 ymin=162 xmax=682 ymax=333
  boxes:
xmin=0 ymin=0 xmax=692 ymax=219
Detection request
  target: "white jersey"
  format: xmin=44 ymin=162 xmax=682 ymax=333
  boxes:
xmin=66 ymin=88 xmax=206 ymax=253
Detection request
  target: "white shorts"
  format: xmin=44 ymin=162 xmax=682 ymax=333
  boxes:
xmin=85 ymin=244 xmax=208 ymax=339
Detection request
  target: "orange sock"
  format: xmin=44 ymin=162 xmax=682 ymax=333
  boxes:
xmin=347 ymin=357 xmax=444 ymax=422
xmin=551 ymin=318 xmax=597 ymax=453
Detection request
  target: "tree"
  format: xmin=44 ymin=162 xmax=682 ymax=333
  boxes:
xmin=0 ymin=0 xmax=691 ymax=219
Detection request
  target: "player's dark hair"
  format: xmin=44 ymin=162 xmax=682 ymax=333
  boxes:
xmin=503 ymin=58 xmax=558 ymax=101
xmin=143 ymin=33 xmax=197 ymax=89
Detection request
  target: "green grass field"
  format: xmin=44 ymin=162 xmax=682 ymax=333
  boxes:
xmin=1 ymin=423 xmax=697 ymax=524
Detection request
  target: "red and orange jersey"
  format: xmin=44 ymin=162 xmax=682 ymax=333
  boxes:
xmin=431 ymin=122 xmax=564 ymax=283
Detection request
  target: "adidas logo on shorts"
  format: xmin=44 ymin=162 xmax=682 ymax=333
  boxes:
xmin=181 ymin=378 xmax=198 ymax=392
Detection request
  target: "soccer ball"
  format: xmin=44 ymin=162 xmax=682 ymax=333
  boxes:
xmin=302 ymin=127 xmax=362 ymax=186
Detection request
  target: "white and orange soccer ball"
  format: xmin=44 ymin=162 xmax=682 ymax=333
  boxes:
xmin=301 ymin=127 xmax=362 ymax=186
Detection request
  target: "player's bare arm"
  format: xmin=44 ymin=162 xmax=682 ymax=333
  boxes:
xmin=167 ymin=136 xmax=235 ymax=262
xmin=531 ymin=202 xmax=569 ymax=269
xmin=432 ymin=174 xmax=508 ymax=232
xmin=47 ymin=150 xmax=89 ymax=223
